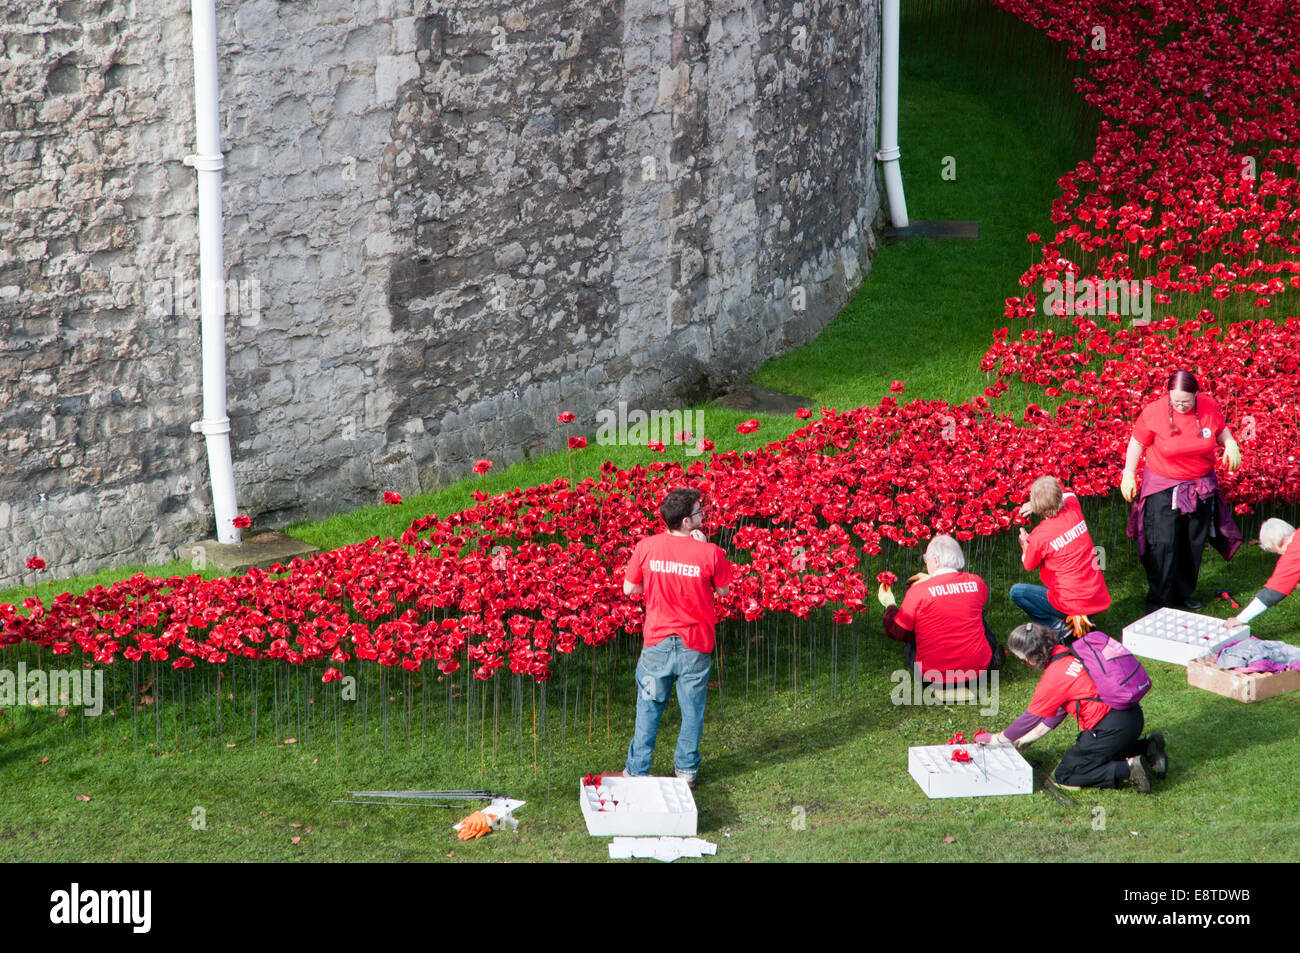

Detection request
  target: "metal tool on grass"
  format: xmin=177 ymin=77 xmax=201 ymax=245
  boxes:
xmin=348 ymin=789 xmax=500 ymax=800
xmin=332 ymin=799 xmax=464 ymax=808
xmin=334 ymin=789 xmax=504 ymax=808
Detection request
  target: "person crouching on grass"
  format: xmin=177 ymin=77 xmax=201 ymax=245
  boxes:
xmin=1011 ymin=476 xmax=1111 ymax=635
xmin=621 ymin=487 xmax=733 ymax=786
xmin=978 ymin=623 xmax=1166 ymax=793
xmin=878 ymin=533 xmax=1004 ymax=687
xmin=1224 ymin=518 xmax=1300 ymax=629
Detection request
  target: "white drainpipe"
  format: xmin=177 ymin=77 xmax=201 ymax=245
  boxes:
xmin=877 ymin=0 xmax=909 ymax=227
xmin=185 ymin=0 xmax=240 ymax=544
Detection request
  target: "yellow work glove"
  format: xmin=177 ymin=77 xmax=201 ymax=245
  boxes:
xmin=877 ymin=583 xmax=896 ymax=609
xmin=907 ymin=572 xmax=930 ymax=584
xmin=456 ymin=811 xmax=493 ymax=840
xmin=1223 ymin=436 xmax=1242 ymax=472
xmin=1120 ymin=472 xmax=1137 ymax=502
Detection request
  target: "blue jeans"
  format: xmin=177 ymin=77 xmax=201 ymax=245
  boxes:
xmin=1009 ymin=583 xmax=1065 ymax=628
xmin=625 ymin=637 xmax=711 ymax=781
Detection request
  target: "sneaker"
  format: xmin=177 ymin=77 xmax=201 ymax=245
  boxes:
xmin=674 ymin=770 xmax=696 ymax=789
xmin=1145 ymin=733 xmax=1167 ymax=779
xmin=1126 ymin=755 xmax=1152 ymax=794
xmin=1183 ymin=597 xmax=1203 ymax=611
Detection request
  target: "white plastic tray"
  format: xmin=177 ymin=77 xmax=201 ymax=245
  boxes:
xmin=1121 ymin=607 xmax=1245 ymax=666
xmin=908 ymin=743 xmax=1033 ymax=798
xmin=580 ymin=775 xmax=697 ymax=836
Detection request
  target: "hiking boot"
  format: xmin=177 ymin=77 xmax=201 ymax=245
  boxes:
xmin=1145 ymin=733 xmax=1167 ymax=779
xmin=1183 ymin=597 xmax=1203 ymax=611
xmin=1126 ymin=755 xmax=1152 ymax=794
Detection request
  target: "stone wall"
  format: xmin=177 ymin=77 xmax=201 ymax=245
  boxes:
xmin=0 ymin=0 xmax=882 ymax=587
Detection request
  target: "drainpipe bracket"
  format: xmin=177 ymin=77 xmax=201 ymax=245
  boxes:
xmin=184 ymin=153 xmax=225 ymax=172
xmin=191 ymin=416 xmax=232 ymax=436
xmin=875 ymin=145 xmax=902 ymax=162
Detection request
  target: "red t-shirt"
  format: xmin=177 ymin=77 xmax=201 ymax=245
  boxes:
xmin=1131 ymin=393 xmax=1226 ymax=481
xmin=625 ymin=533 xmax=733 ymax=653
xmin=1263 ymin=538 xmax=1300 ymax=597
xmin=1022 ymin=494 xmax=1111 ymax=615
xmin=895 ymin=570 xmax=991 ymax=676
xmin=1027 ymin=646 xmax=1110 ymax=731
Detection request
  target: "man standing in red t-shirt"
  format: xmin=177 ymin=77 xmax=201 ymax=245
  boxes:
xmin=879 ymin=534 xmax=1002 ymax=684
xmin=1011 ymin=476 xmax=1111 ymax=630
xmin=622 ymin=487 xmax=733 ymax=785
xmin=1225 ymin=518 xmax=1300 ymax=629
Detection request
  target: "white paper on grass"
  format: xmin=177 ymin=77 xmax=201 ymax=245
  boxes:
xmin=608 ymin=836 xmax=718 ymax=861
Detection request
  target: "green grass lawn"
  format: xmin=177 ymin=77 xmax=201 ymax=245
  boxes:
xmin=3 ymin=4 xmax=1300 ymax=863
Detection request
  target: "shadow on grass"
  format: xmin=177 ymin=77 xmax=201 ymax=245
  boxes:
xmin=704 ymin=705 xmax=881 ymax=788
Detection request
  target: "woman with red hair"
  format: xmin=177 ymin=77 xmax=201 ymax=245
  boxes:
xmin=1120 ymin=370 xmax=1242 ymax=612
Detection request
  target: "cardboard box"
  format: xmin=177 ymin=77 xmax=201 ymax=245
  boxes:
xmin=1187 ymin=655 xmax=1300 ymax=703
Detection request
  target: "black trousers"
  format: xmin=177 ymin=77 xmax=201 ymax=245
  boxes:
xmin=1142 ymin=487 xmax=1212 ymax=609
xmin=1054 ymin=706 xmax=1148 ymax=789
xmin=903 ymin=620 xmax=1005 ymax=682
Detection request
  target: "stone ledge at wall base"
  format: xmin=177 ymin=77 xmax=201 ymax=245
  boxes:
xmin=711 ymin=384 xmax=816 ymax=416
xmin=883 ymin=220 xmax=980 ymax=243
xmin=187 ymin=531 xmax=320 ymax=574
xmin=1186 ymin=655 xmax=1300 ymax=704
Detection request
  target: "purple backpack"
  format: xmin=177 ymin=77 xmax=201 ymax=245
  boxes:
xmin=1066 ymin=630 xmax=1151 ymax=709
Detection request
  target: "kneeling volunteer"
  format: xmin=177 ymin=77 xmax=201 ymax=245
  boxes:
xmin=1011 ymin=476 xmax=1110 ymax=630
xmin=979 ymin=623 xmax=1165 ymax=793
xmin=880 ymin=533 xmax=1003 ymax=684
xmin=1224 ymin=517 xmax=1300 ymax=629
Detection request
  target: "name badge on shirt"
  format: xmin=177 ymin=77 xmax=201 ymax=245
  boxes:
xmin=1201 ymin=427 xmax=1212 ymax=439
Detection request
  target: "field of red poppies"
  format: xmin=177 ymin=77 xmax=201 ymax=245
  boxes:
xmin=5 ymin=0 xmax=1300 ymax=715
